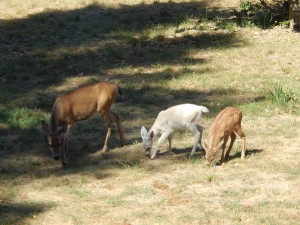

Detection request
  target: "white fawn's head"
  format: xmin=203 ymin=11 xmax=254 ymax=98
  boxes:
xmin=41 ymin=120 xmax=66 ymax=161
xmin=204 ymin=142 xmax=223 ymax=164
xmin=140 ymin=126 xmax=154 ymax=157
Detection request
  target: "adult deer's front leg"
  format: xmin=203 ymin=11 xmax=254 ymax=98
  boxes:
xmin=62 ymin=124 xmax=72 ymax=166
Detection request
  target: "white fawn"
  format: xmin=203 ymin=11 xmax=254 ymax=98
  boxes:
xmin=205 ymin=107 xmax=246 ymax=164
xmin=141 ymin=104 xmax=209 ymax=159
xmin=41 ymin=81 xmax=125 ymax=166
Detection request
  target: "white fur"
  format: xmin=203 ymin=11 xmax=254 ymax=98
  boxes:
xmin=141 ymin=104 xmax=209 ymax=159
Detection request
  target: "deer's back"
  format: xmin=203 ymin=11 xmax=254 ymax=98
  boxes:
xmin=209 ymin=107 xmax=242 ymax=137
xmin=54 ymin=82 xmax=117 ymax=124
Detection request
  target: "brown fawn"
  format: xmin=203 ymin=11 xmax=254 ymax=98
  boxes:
xmin=41 ymin=81 xmax=125 ymax=166
xmin=205 ymin=107 xmax=246 ymax=164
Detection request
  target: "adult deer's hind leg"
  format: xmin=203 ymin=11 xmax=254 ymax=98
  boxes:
xmin=110 ymin=111 xmax=125 ymax=147
xmin=102 ymin=112 xmax=113 ymax=152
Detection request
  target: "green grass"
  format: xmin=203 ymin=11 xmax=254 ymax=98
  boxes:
xmin=266 ymin=83 xmax=298 ymax=105
xmin=5 ymin=107 xmax=46 ymax=129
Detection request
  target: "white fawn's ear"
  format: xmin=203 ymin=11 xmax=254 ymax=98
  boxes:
xmin=41 ymin=120 xmax=51 ymax=135
xmin=141 ymin=126 xmax=148 ymax=138
xmin=149 ymin=131 xmax=154 ymax=140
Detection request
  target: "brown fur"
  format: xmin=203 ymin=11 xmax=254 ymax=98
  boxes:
xmin=205 ymin=107 xmax=246 ymax=164
xmin=42 ymin=81 xmax=125 ymax=166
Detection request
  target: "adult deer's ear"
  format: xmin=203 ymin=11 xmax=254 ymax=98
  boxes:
xmin=57 ymin=125 xmax=67 ymax=137
xmin=141 ymin=126 xmax=148 ymax=138
xmin=41 ymin=120 xmax=51 ymax=135
xmin=149 ymin=131 xmax=154 ymax=140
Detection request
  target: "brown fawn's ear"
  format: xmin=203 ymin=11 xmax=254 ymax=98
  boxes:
xmin=41 ymin=120 xmax=51 ymax=135
xmin=149 ymin=131 xmax=154 ymax=140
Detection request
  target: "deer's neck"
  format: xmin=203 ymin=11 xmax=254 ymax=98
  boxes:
xmin=50 ymin=101 xmax=60 ymax=134
xmin=208 ymin=124 xmax=224 ymax=149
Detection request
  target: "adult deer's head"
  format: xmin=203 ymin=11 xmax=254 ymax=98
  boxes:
xmin=41 ymin=121 xmax=66 ymax=161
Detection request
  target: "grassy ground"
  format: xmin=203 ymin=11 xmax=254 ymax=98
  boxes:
xmin=0 ymin=0 xmax=300 ymax=224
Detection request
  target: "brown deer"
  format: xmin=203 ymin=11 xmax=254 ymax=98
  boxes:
xmin=41 ymin=81 xmax=125 ymax=166
xmin=204 ymin=107 xmax=246 ymax=164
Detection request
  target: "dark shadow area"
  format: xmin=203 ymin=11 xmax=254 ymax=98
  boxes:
xmin=215 ymin=148 xmax=264 ymax=165
xmin=0 ymin=201 xmax=55 ymax=225
xmin=171 ymin=146 xmax=205 ymax=156
xmin=151 ymin=146 xmax=206 ymax=160
xmin=0 ymin=1 xmax=242 ymax=107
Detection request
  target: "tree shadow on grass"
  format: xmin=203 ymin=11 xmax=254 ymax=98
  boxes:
xmin=0 ymin=1 xmax=243 ymax=107
xmin=0 ymin=201 xmax=55 ymax=225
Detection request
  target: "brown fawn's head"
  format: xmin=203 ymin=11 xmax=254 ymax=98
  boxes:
xmin=204 ymin=141 xmax=223 ymax=164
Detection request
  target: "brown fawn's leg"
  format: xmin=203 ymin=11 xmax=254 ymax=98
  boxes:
xmin=220 ymin=135 xmax=229 ymax=164
xmin=224 ymin=132 xmax=236 ymax=160
xmin=236 ymin=127 xmax=246 ymax=159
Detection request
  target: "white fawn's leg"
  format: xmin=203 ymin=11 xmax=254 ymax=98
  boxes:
xmin=151 ymin=131 xmax=172 ymax=160
xmin=167 ymin=134 xmax=172 ymax=152
xmin=109 ymin=111 xmax=125 ymax=147
xmin=189 ymin=125 xmax=203 ymax=156
xmin=197 ymin=125 xmax=204 ymax=149
xmin=225 ymin=132 xmax=236 ymax=160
